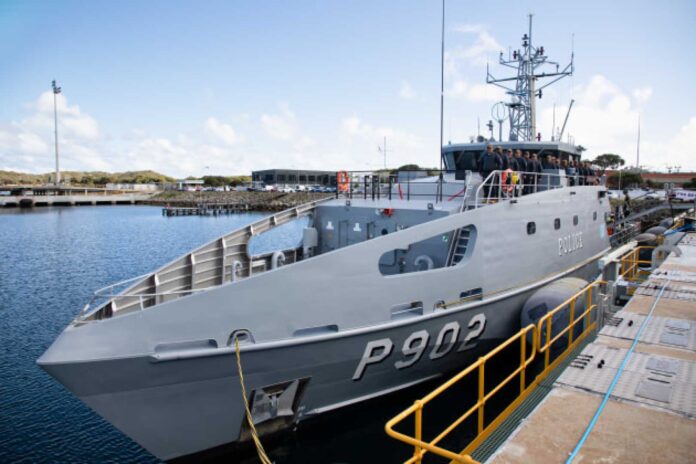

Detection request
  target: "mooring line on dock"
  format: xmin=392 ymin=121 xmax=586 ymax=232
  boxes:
xmin=564 ymin=278 xmax=670 ymax=463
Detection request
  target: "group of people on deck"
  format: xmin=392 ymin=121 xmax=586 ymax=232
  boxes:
xmin=477 ymin=144 xmax=598 ymax=198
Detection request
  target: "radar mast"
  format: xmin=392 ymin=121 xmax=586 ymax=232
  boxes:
xmin=486 ymin=14 xmax=574 ymax=141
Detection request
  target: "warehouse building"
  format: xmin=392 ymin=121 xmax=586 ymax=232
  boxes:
xmin=251 ymin=169 xmax=337 ymax=186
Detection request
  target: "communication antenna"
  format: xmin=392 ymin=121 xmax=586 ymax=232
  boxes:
xmin=636 ymin=114 xmax=641 ymax=169
xmin=486 ymin=14 xmax=574 ymax=141
xmin=491 ymin=102 xmax=509 ymax=142
xmin=438 ymin=0 xmax=445 ymax=170
xmin=377 ymin=136 xmax=387 ymax=169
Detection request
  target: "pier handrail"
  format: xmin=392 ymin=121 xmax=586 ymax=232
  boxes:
xmin=618 ymin=246 xmax=655 ymax=283
xmin=385 ymin=279 xmax=606 ymax=464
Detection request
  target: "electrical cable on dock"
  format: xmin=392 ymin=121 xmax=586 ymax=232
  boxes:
xmin=564 ymin=279 xmax=671 ymax=463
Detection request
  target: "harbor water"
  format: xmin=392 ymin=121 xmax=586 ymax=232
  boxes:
xmin=1 ymin=205 xmax=518 ymax=463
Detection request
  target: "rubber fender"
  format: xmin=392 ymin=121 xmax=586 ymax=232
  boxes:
xmin=659 ymin=217 xmax=674 ymax=228
xmin=645 ymin=226 xmax=667 ymax=236
xmin=521 ymin=277 xmax=589 ymax=349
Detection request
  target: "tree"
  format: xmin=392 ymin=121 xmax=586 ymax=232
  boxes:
xmin=592 ymin=154 xmax=625 ymax=174
xmin=682 ymin=178 xmax=696 ymax=189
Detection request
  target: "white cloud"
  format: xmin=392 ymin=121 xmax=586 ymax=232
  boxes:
xmin=205 ymin=117 xmax=241 ymax=145
xmin=633 ymin=87 xmax=653 ymax=104
xmin=399 ymin=81 xmax=417 ymax=100
xmin=340 ymin=115 xmax=428 ymax=169
xmin=450 ymin=24 xmax=502 ymax=67
xmin=0 ymin=92 xmax=101 ymax=173
xmin=538 ymin=74 xmax=696 ymax=170
xmin=448 ymin=79 xmax=505 ymax=102
xmin=260 ymin=104 xmax=297 ymax=141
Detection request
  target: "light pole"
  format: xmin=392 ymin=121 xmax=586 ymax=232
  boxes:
xmin=52 ymin=80 xmax=62 ymax=186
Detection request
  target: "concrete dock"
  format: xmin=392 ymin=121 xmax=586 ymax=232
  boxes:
xmin=487 ymin=233 xmax=696 ymax=463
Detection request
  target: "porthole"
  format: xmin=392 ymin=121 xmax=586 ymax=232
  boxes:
xmin=554 ymin=218 xmax=561 ymax=230
xmin=381 ymin=228 xmax=389 ymax=235
xmin=527 ymin=222 xmax=536 ymax=235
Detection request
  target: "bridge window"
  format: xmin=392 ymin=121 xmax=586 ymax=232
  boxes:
xmin=554 ymin=218 xmax=561 ymax=230
xmin=527 ymin=222 xmax=536 ymax=235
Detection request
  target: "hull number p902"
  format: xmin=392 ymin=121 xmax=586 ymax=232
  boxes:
xmin=352 ymin=314 xmax=486 ymax=381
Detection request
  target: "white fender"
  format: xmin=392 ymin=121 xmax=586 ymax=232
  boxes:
xmin=231 ymin=260 xmax=243 ymax=282
xmin=272 ymin=251 xmax=286 ymax=269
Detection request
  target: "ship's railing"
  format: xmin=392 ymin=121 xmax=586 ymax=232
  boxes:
xmin=334 ymin=170 xmax=470 ymax=204
xmin=385 ymin=280 xmax=606 ymax=464
xmin=472 ymin=169 xmax=593 ymax=208
xmin=78 ymin=200 xmax=327 ymax=321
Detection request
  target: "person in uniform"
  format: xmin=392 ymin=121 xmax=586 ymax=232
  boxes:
xmin=478 ymin=144 xmax=502 ymax=198
xmin=530 ymin=153 xmax=543 ymax=192
xmin=514 ymin=149 xmax=527 ymax=195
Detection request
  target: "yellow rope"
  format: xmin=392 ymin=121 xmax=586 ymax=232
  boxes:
xmin=235 ymin=337 xmax=273 ymax=464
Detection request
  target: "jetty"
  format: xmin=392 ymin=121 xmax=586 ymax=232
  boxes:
xmin=386 ymin=214 xmax=696 ymax=464
xmin=0 ymin=185 xmax=153 ymax=207
xmin=162 ymin=204 xmax=251 ymax=216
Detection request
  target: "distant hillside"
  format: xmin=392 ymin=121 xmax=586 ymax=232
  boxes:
xmin=0 ymin=170 xmax=176 ymax=186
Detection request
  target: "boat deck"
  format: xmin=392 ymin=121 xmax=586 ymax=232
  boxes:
xmin=487 ymin=233 xmax=696 ymax=463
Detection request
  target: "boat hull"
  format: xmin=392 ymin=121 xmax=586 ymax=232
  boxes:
xmin=39 ymin=259 xmax=599 ymax=461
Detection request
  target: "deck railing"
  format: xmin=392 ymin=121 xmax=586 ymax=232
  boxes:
xmin=385 ymin=280 xmax=606 ymax=464
xmin=78 ymin=200 xmax=327 ymax=321
xmin=472 ymin=169 xmax=594 ymax=208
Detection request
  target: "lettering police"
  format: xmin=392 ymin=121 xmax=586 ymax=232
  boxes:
xmin=558 ymin=232 xmax=583 ymax=256
xmin=352 ymin=314 xmax=486 ymax=381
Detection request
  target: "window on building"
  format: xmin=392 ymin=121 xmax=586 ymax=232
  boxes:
xmin=593 ymin=211 xmax=597 ymax=221
xmin=573 ymin=215 xmax=579 ymax=226
xmin=554 ymin=218 xmax=561 ymax=230
xmin=277 ymin=175 xmax=286 ymax=182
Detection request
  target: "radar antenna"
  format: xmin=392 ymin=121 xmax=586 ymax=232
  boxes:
xmin=486 ymin=14 xmax=574 ymax=141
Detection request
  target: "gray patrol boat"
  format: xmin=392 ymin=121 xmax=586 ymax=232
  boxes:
xmin=38 ymin=19 xmax=611 ymax=461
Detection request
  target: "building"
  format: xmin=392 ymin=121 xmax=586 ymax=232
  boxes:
xmin=606 ymin=170 xmax=696 ymax=187
xmin=251 ymin=169 xmax=337 ymax=186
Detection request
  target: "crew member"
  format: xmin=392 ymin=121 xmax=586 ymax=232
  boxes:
xmin=478 ymin=144 xmax=502 ymax=198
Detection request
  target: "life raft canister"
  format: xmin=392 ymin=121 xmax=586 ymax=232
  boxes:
xmin=337 ymin=171 xmax=350 ymax=192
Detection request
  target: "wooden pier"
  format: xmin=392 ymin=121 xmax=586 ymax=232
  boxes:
xmin=162 ymin=204 xmax=251 ymax=217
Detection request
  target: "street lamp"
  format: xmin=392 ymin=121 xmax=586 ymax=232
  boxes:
xmin=52 ymin=80 xmax=62 ymax=186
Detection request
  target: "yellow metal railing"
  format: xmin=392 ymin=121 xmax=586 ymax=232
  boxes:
xmin=619 ymin=246 xmax=654 ymax=295
xmin=385 ymin=280 xmax=606 ymax=464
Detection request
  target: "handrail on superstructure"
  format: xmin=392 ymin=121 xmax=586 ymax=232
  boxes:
xmin=385 ymin=279 xmax=607 ymax=464
xmin=473 ymin=169 xmax=592 ymax=208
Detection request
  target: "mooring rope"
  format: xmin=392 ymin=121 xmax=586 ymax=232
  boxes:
xmin=235 ymin=337 xmax=273 ymax=464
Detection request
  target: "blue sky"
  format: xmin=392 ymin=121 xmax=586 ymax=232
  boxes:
xmin=1 ymin=0 xmax=695 ymax=177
